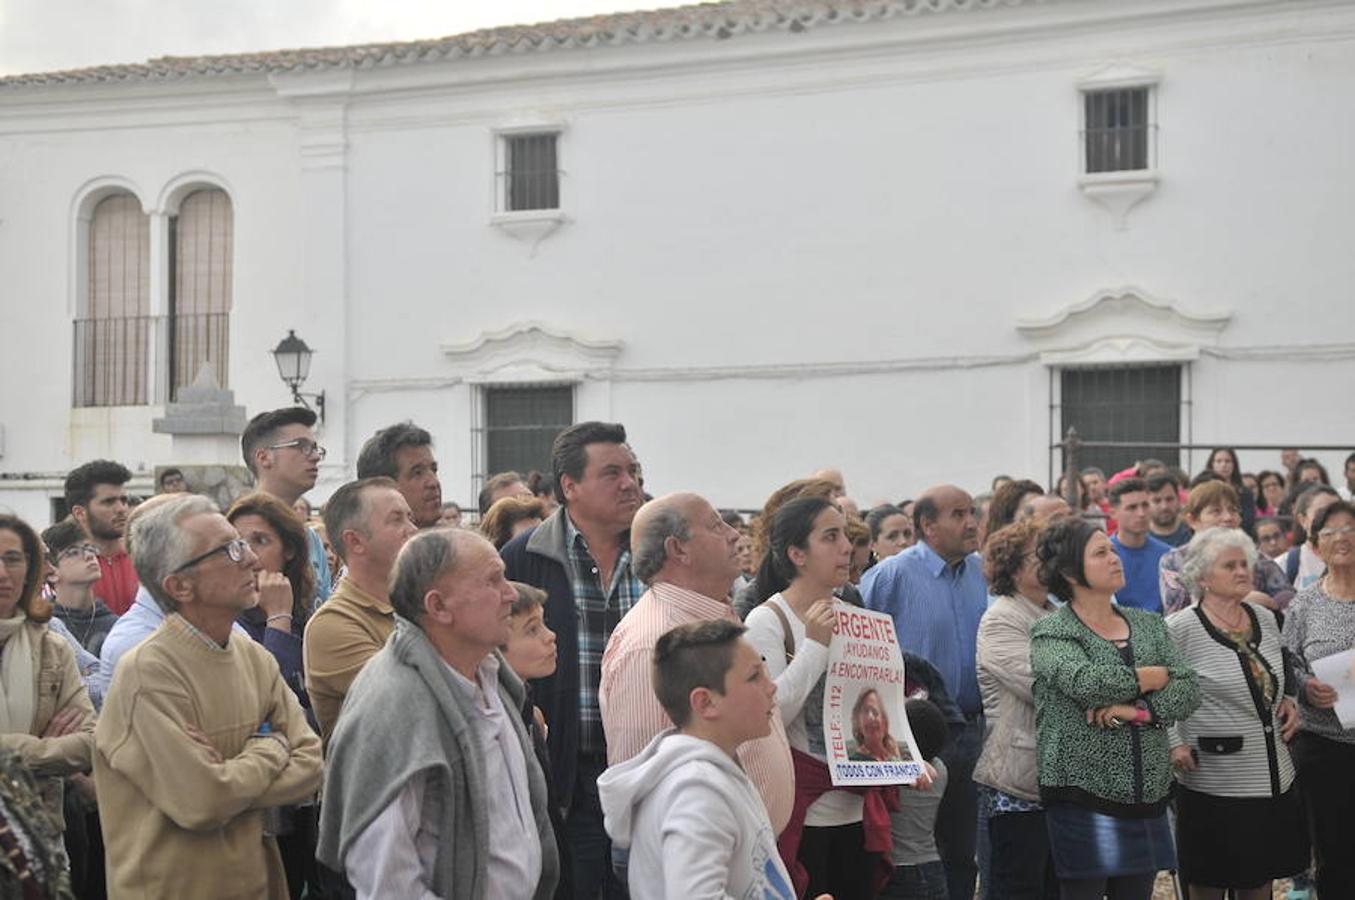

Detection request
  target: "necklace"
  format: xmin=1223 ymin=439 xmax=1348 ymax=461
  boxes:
xmin=1203 ymin=598 xmax=1248 ymax=631
xmin=56 ymin=592 xmax=99 ymax=650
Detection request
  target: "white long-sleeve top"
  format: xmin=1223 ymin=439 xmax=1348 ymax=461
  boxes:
xmin=745 ymin=593 xmax=862 ymax=827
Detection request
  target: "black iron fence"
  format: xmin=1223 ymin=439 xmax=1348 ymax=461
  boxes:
xmin=73 ymin=313 xmax=229 ymax=407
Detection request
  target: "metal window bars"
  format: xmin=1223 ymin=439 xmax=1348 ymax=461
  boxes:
xmin=502 ymin=133 xmax=560 ymax=212
xmin=1083 ymin=87 xmax=1153 ymax=173
xmin=72 ymin=312 xmax=229 ymax=407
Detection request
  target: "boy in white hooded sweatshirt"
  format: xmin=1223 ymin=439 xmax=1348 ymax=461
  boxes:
xmin=597 ymin=619 xmax=797 ymax=900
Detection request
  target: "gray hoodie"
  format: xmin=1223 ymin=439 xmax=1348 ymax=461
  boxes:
xmin=598 ymin=729 xmax=795 ymax=900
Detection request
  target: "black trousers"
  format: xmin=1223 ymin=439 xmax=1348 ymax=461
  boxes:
xmin=799 ymin=821 xmax=883 ymax=900
xmin=568 ymin=754 xmax=627 ymax=899
xmin=277 ymin=805 xmax=322 ymax=899
xmin=987 ymin=809 xmax=1058 ymax=900
xmin=1056 ymin=873 xmax=1155 ymax=900
xmin=935 ymin=717 xmax=983 ymax=900
xmin=1292 ymin=731 xmax=1355 ymax=898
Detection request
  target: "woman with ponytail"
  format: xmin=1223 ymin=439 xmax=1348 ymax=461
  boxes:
xmin=745 ymin=496 xmax=891 ymax=899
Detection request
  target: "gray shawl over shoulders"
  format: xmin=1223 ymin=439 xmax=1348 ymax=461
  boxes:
xmin=316 ymin=617 xmax=559 ymax=899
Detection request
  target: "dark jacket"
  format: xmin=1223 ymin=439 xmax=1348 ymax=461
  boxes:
xmin=52 ymin=599 xmax=118 ymax=658
xmin=237 ymin=607 xmax=309 ymax=706
xmin=500 ymin=510 xmax=585 ymax=809
xmin=523 ymin=686 xmax=573 ymax=900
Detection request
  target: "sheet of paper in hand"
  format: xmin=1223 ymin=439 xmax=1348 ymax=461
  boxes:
xmin=823 ymin=605 xmax=925 ymax=786
xmin=1311 ymin=647 xmax=1355 ymax=729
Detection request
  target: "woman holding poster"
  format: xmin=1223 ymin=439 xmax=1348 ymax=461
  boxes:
xmin=745 ymin=496 xmax=880 ymax=900
xmin=1030 ymin=518 xmax=1199 ymax=900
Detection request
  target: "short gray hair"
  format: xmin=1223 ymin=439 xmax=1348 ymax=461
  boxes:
xmin=1178 ymin=527 xmax=1258 ymax=600
xmin=632 ymin=504 xmax=692 ymax=585
xmin=129 ymin=494 xmax=219 ymax=613
xmin=389 ymin=528 xmax=463 ymax=622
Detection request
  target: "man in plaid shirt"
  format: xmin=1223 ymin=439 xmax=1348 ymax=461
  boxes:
xmin=501 ymin=421 xmax=645 ymax=899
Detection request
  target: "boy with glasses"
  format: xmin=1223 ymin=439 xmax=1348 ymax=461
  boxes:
xmin=41 ymin=520 xmax=118 ymax=656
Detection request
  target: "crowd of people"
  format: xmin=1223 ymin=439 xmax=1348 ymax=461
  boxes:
xmin=0 ymin=410 xmax=1352 ymax=900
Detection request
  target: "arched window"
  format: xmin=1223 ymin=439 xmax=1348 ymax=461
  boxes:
xmin=75 ymin=192 xmax=151 ymax=406
xmin=169 ymin=188 xmax=232 ymax=394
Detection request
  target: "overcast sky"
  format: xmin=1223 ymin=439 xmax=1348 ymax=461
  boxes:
xmin=0 ymin=0 xmax=648 ymax=75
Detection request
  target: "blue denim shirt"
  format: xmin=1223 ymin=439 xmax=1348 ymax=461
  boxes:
xmin=861 ymin=541 xmax=989 ymax=717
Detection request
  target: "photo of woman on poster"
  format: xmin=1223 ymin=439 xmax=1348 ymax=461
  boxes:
xmin=846 ymin=688 xmax=911 ymax=762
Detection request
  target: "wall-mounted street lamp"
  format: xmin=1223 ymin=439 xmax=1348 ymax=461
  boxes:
xmin=271 ymin=329 xmax=325 ymax=424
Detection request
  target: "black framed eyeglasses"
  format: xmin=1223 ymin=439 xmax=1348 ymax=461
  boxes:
xmin=173 ymin=538 xmax=250 ymax=574
xmin=266 ymin=438 xmax=326 ymax=460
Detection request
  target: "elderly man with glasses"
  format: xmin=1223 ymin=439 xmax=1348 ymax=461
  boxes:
xmin=94 ymin=493 xmax=322 ymax=899
xmin=95 ymin=495 xmax=253 ymax=699
xmin=241 ymin=406 xmax=333 ymax=605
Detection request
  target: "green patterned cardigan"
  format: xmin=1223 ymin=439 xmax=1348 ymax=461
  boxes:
xmin=1030 ymin=604 xmax=1200 ymax=818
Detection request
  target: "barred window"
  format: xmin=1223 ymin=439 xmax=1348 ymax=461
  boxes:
xmin=481 ymin=385 xmax=574 ymax=481
xmin=501 ymin=133 xmax=560 ymax=212
xmin=1083 ymin=87 xmax=1152 ymax=174
xmin=1059 ymin=364 xmax=1182 ymax=476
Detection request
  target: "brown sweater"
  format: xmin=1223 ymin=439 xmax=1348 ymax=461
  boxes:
xmin=303 ymin=576 xmax=395 ymax=747
xmin=94 ymin=614 xmax=322 ymax=899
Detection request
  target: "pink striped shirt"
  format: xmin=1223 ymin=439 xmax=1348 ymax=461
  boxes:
xmin=599 ymin=582 xmax=794 ymax=834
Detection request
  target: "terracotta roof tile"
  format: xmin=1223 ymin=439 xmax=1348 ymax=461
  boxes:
xmin=0 ymin=0 xmax=1028 ymax=88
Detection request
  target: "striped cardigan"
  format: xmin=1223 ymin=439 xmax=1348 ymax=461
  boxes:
xmin=1166 ymin=603 xmax=1295 ymax=798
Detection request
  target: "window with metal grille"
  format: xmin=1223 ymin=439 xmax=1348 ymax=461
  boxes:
xmin=1083 ymin=87 xmax=1152 ymax=173
xmin=75 ymin=192 xmax=152 ymax=407
xmin=1059 ymin=364 xmax=1182 ymax=477
xmin=168 ymin=188 xmax=232 ymax=398
xmin=501 ymin=133 xmax=560 ymax=212
xmin=481 ymin=385 xmax=574 ymax=481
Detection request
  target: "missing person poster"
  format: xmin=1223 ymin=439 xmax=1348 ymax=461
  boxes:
xmin=823 ymin=606 xmax=925 ymax=786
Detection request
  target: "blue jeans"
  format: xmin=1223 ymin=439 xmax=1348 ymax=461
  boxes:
xmin=879 ymin=860 xmax=949 ymax=900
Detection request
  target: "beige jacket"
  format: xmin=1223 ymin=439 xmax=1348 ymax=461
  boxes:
xmin=0 ymin=621 xmax=97 ymax=824
xmin=972 ymin=594 xmax=1053 ymax=801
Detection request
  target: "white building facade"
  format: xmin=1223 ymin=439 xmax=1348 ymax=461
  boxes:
xmin=2 ymin=0 xmax=1354 ymax=523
